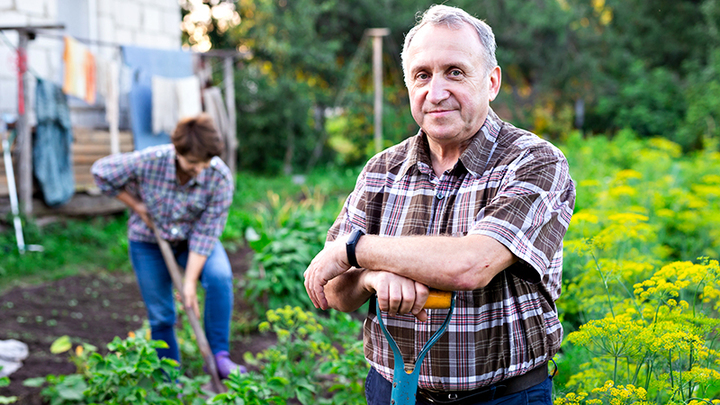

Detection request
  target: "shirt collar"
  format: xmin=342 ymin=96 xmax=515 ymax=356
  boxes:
xmin=166 ymin=146 xmax=206 ymax=188
xmin=399 ymin=108 xmax=503 ymax=178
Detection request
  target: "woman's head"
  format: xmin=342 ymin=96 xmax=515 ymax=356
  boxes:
xmin=171 ymin=113 xmax=225 ymax=161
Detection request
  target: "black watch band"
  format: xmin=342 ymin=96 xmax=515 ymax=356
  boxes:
xmin=345 ymin=229 xmax=364 ymax=268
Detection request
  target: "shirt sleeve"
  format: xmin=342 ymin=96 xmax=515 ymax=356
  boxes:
xmin=470 ymin=144 xmax=576 ymax=279
xmin=91 ymin=151 xmax=142 ymax=197
xmin=188 ymin=170 xmax=234 ymax=257
xmin=327 ymin=167 xmax=369 ymax=243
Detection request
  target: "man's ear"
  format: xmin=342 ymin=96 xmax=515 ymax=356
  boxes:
xmin=488 ymin=66 xmax=502 ymax=102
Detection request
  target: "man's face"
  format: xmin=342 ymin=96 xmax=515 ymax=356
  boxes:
xmin=405 ymin=23 xmax=501 ymax=147
xmin=177 ymin=153 xmax=211 ymax=178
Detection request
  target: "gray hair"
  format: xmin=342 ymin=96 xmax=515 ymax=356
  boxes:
xmin=401 ymin=4 xmax=498 ymax=87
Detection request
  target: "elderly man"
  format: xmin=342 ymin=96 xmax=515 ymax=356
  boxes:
xmin=304 ymin=4 xmax=575 ymax=404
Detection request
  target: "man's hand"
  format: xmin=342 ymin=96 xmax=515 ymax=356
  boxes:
xmin=303 ymin=236 xmax=354 ymax=310
xmin=365 ymin=271 xmax=430 ymax=321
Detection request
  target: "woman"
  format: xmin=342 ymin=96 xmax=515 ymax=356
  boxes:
xmin=92 ymin=113 xmax=245 ymax=378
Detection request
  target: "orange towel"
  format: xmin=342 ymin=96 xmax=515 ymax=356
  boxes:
xmin=62 ymin=36 xmax=96 ymax=104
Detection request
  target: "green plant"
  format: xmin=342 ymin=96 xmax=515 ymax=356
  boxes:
xmin=241 ymin=189 xmax=337 ymax=315
xmin=0 ymin=370 xmax=17 ymax=404
xmin=221 ymin=306 xmax=367 ymax=405
xmin=25 ymin=334 xmax=211 ymax=405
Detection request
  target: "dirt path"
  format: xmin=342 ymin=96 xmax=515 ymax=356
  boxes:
xmin=0 ymin=245 xmax=272 ymax=404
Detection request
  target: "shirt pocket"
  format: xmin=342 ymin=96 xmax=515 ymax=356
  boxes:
xmin=172 ymin=193 xmax=207 ymax=222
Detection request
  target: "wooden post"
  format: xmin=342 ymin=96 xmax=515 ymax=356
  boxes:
xmin=16 ymin=30 xmax=32 ymax=216
xmin=366 ymin=28 xmax=390 ymax=154
xmin=223 ymin=56 xmax=236 ymax=174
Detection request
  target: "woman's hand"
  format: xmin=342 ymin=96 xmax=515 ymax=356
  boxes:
xmin=182 ymin=278 xmax=200 ymax=317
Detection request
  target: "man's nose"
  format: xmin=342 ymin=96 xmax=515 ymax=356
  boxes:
xmin=426 ymin=76 xmax=449 ymax=103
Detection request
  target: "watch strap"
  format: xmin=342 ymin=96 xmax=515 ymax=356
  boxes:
xmin=346 ymin=229 xmax=364 ymax=268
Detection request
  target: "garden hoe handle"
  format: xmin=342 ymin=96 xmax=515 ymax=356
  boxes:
xmin=376 ymin=289 xmax=456 ymax=405
xmin=149 ymin=222 xmax=226 ymax=393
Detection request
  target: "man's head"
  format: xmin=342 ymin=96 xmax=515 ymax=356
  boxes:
xmin=172 ymin=113 xmax=224 ymax=177
xmin=401 ymin=5 xmax=498 ymax=87
xmin=401 ymin=5 xmax=502 ymax=148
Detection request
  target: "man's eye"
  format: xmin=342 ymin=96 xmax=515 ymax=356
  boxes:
xmin=449 ymin=70 xmax=462 ymax=77
xmin=417 ymin=73 xmax=429 ymax=80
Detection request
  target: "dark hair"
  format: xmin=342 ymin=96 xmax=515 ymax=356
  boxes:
xmin=171 ymin=113 xmax=225 ymax=161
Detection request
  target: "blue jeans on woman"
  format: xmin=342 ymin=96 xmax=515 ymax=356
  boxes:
xmin=129 ymin=240 xmax=233 ymax=362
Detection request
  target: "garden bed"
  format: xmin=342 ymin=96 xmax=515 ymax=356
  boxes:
xmin=0 ymin=245 xmax=273 ymax=404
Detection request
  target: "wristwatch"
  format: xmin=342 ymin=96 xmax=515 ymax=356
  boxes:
xmin=345 ymin=229 xmax=364 ymax=268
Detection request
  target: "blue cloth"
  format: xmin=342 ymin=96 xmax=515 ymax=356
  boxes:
xmin=34 ymin=78 xmax=74 ymax=206
xmin=121 ymin=46 xmax=194 ymax=151
xmin=128 ymin=240 xmax=234 ymax=362
xmin=365 ymin=367 xmax=553 ymax=405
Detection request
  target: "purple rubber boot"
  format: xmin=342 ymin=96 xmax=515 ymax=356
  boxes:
xmin=214 ymin=351 xmax=247 ymax=379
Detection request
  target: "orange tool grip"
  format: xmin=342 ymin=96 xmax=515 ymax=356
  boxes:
xmin=423 ymin=290 xmax=453 ymax=309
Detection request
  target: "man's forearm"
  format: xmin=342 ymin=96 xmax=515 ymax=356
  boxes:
xmin=354 ymin=234 xmax=516 ymax=291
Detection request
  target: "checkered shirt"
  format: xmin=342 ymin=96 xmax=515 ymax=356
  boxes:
xmin=326 ymin=109 xmax=575 ymax=391
xmin=92 ymin=144 xmax=234 ymax=257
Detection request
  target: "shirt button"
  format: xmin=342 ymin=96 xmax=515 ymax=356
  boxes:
xmin=171 ymin=227 xmax=179 ymax=235
xmin=436 ymin=192 xmax=444 ymax=200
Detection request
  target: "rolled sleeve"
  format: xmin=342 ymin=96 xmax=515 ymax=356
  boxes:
xmin=471 ymin=145 xmax=575 ymax=283
xmin=188 ymin=173 xmax=234 ymax=256
xmin=91 ymin=151 xmax=140 ymax=197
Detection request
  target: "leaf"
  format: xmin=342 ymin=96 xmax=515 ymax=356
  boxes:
xmin=22 ymin=377 xmax=47 ymax=387
xmin=50 ymin=336 xmax=72 ymax=354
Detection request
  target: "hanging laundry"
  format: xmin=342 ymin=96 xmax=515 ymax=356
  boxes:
xmin=202 ymin=87 xmax=232 ymax=144
xmin=151 ymin=75 xmax=201 ymax=135
xmin=96 ymin=56 xmax=120 ymax=153
xmin=35 ymin=78 xmax=75 ymax=206
xmin=202 ymin=86 xmax=235 ymax=167
xmin=122 ymin=45 xmax=194 ymax=150
xmin=62 ymin=36 xmax=96 ymax=104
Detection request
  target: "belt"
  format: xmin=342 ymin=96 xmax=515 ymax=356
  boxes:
xmin=417 ymin=362 xmax=548 ymax=404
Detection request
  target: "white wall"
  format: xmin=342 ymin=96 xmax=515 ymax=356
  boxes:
xmin=0 ymin=0 xmax=182 ymax=121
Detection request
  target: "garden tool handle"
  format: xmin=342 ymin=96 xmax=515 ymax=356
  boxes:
xmin=424 ymin=289 xmax=453 ymax=309
xmin=148 ymin=220 xmax=226 ymax=393
xmin=376 ymin=291 xmax=457 ymax=405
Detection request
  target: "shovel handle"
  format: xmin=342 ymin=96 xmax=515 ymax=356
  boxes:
xmin=424 ymin=290 xmax=453 ymax=309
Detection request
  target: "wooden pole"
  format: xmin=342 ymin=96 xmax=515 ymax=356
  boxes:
xmin=151 ymin=224 xmax=226 ymax=393
xmin=223 ymin=57 xmax=236 ymax=174
xmin=367 ymin=28 xmax=390 ymax=154
xmin=16 ymin=30 xmax=32 ymax=216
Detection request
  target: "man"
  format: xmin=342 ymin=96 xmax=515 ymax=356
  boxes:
xmin=304 ymin=4 xmax=575 ymax=405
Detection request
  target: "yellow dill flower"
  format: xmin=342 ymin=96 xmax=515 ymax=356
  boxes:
xmin=700 ymin=174 xmax=720 ymax=184
xmin=648 ymin=137 xmax=682 ymax=158
xmin=573 ymin=211 xmax=600 ymax=224
xmin=609 ymin=185 xmax=638 ymax=198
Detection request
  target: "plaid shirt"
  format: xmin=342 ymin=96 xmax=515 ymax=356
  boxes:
xmin=92 ymin=144 xmax=234 ymax=257
xmin=327 ymin=109 xmax=575 ymax=391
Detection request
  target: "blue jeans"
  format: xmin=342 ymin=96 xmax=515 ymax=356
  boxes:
xmin=129 ymin=240 xmax=234 ymax=362
xmin=365 ymin=367 xmax=553 ymax=405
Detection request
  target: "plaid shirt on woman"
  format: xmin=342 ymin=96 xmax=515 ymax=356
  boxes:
xmin=327 ymin=109 xmax=575 ymax=391
xmin=92 ymin=144 xmax=234 ymax=257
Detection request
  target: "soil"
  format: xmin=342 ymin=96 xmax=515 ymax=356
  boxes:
xmin=0 ymin=245 xmax=277 ymax=404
